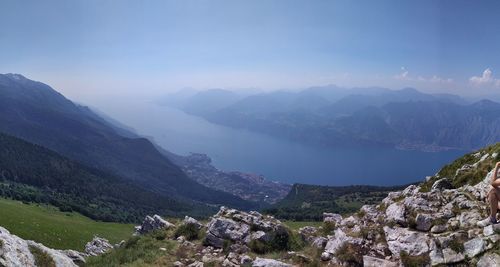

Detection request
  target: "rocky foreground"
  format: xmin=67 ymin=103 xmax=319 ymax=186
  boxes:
xmin=2 ymin=152 xmax=500 ymax=266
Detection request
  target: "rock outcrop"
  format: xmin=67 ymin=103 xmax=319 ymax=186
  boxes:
xmin=84 ymin=236 xmax=113 ymax=256
xmin=0 ymin=226 xmax=78 ymax=267
xmin=204 ymin=207 xmax=288 ymax=250
xmin=313 ymin=159 xmax=500 ymax=266
xmin=135 ymin=214 xmax=175 ymax=235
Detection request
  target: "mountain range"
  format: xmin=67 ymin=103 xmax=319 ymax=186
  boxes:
xmin=0 ymin=73 xmax=258 ymax=220
xmin=163 ymin=86 xmax=500 ymax=151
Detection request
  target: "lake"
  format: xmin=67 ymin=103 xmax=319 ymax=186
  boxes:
xmin=90 ymin=98 xmax=466 ymax=186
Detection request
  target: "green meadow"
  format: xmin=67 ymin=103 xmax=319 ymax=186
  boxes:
xmin=0 ymin=198 xmax=134 ymax=250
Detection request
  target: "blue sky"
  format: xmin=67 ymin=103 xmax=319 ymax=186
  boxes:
xmin=1 ymin=0 xmax=500 ymax=99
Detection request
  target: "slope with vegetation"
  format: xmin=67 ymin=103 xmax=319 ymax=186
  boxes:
xmin=85 ymin=142 xmax=500 ymax=266
xmin=0 ymin=198 xmax=133 ymax=251
xmin=0 ymin=132 xmax=206 ymax=222
xmin=0 ymin=73 xmax=256 ymax=216
xmin=264 ymin=183 xmax=407 ymax=221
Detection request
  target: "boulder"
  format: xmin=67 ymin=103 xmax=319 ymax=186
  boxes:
xmin=241 ymin=255 xmax=253 ymax=266
xmin=430 ymin=224 xmax=447 ymax=234
xmin=188 ymin=261 xmax=204 ymax=267
xmin=415 ymin=213 xmax=433 ymax=232
xmin=0 ymin=226 xmax=77 ymax=267
xmin=483 ymin=224 xmax=500 ymax=236
xmin=403 ymin=196 xmax=434 ymax=213
xmin=459 ymin=211 xmax=482 ymax=229
xmin=27 ymin=241 xmax=78 ymax=267
xmin=383 ymin=226 xmax=430 ymax=257
xmin=246 ymin=231 xmax=272 ymax=244
xmin=362 ymin=255 xmax=398 ymax=267
xmin=477 ymin=253 xmax=500 ymax=267
xmin=385 ymin=203 xmax=406 ymax=226
xmin=340 ymin=216 xmax=358 ymax=228
xmin=62 ymin=250 xmax=87 ymax=264
xmin=360 ymin=205 xmax=381 ymax=221
xmin=135 ymin=214 xmax=174 ymax=235
xmin=298 ymin=226 xmax=317 ymax=243
xmin=442 ymin=248 xmax=465 ymax=264
xmin=322 ymin=228 xmax=363 ymax=258
xmin=205 ymin=217 xmax=250 ymax=248
xmin=401 ymin=185 xmax=419 ymax=196
xmin=431 ymin=178 xmax=454 ymax=191
xmin=429 ymin=239 xmax=445 ymax=266
xmin=252 ymin=257 xmax=292 ymax=267
xmin=205 ymin=207 xmax=289 ymax=249
xmin=323 ymin=213 xmax=342 ymax=224
xmin=84 ymin=236 xmax=113 ymax=256
xmin=183 ymin=216 xmax=204 ymax=230
xmin=311 ymin=236 xmax=328 ymax=249
xmin=463 ymin=238 xmax=486 ymax=258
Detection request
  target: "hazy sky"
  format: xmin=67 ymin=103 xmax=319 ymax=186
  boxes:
xmin=1 ymin=0 xmax=500 ymax=100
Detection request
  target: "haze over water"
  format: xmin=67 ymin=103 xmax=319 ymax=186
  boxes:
xmin=92 ymin=98 xmax=465 ymax=186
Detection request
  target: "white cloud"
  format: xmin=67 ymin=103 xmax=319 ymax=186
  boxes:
xmin=394 ymin=67 xmax=452 ymax=84
xmin=469 ymin=68 xmax=500 ymax=88
xmin=394 ymin=67 xmax=409 ymax=80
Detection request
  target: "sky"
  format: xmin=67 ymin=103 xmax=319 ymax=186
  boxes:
xmin=1 ymin=0 xmax=500 ymax=100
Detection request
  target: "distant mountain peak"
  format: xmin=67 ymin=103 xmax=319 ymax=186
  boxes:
xmin=4 ymin=73 xmax=27 ymax=81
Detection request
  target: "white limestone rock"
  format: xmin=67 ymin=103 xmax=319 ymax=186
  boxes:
xmin=84 ymin=236 xmax=113 ymax=256
xmin=362 ymin=256 xmax=398 ymax=267
xmin=385 ymin=203 xmax=406 ymax=226
xmin=415 ymin=213 xmax=433 ymax=232
xmin=463 ymin=238 xmax=486 ymax=258
xmin=477 ymin=253 xmax=500 ymax=267
xmin=135 ymin=214 xmax=174 ymax=235
xmin=252 ymin=257 xmax=292 ymax=267
xmin=383 ymin=226 xmax=430 ymax=257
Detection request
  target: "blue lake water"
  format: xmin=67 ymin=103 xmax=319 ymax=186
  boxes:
xmin=93 ymin=99 xmax=466 ymax=186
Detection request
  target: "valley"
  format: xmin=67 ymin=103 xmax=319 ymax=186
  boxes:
xmin=91 ymin=100 xmax=464 ymax=186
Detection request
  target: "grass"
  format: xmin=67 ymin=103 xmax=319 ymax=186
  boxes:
xmin=174 ymin=224 xmax=203 ymax=241
xmin=420 ymin=143 xmax=500 ymax=192
xmin=85 ymin=230 xmax=178 ymax=267
xmin=400 ymin=251 xmax=431 ymax=267
xmin=334 ymin=243 xmax=364 ymax=266
xmin=0 ymin=198 xmax=134 ymax=250
xmin=248 ymin=226 xmax=305 ymax=255
xmin=283 ymin=221 xmax=323 ymax=230
xmin=449 ymin=238 xmax=465 ymax=253
xmin=29 ymin=245 xmax=56 ymax=267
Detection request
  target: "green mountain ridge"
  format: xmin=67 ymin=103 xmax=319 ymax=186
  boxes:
xmin=0 ymin=131 xmax=204 ymax=222
xmin=0 ymin=73 xmax=256 ymax=214
xmin=264 ymin=183 xmax=408 ymax=221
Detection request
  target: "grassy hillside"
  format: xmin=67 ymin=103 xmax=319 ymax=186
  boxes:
xmin=0 ymin=74 xmax=254 ymax=212
xmin=0 ymin=132 xmax=208 ymax=222
xmin=0 ymin=198 xmax=133 ymax=250
xmin=264 ymin=183 xmax=407 ymax=221
xmin=421 ymin=142 xmax=500 ymax=191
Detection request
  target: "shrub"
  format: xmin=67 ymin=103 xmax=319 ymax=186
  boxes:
xmin=174 ymin=224 xmax=200 ymax=241
xmin=400 ymin=251 xmax=430 ymax=267
xmin=249 ymin=227 xmax=304 ymax=254
xmin=449 ymin=238 xmax=465 ymax=253
xmin=407 ymin=211 xmax=418 ymax=230
xmin=322 ymin=221 xmax=336 ymax=235
xmin=85 ymin=234 xmax=177 ymax=267
xmin=357 ymin=209 xmax=366 ymax=218
xmin=29 ymin=245 xmax=56 ymax=267
xmin=152 ymin=230 xmax=168 ymax=241
xmin=249 ymin=239 xmax=271 ymax=254
xmin=334 ymin=243 xmax=363 ymax=266
xmin=222 ymin=239 xmax=233 ymax=254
